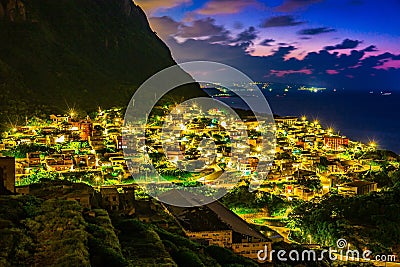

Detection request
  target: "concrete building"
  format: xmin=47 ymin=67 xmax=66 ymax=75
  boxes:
xmin=88 ymin=135 xmax=105 ymax=151
xmin=274 ymin=116 xmax=298 ymax=125
xmin=79 ymin=120 xmax=93 ymax=141
xmin=338 ymin=180 xmax=377 ymax=196
xmin=27 ymin=152 xmax=41 ymax=167
xmin=0 ymin=157 xmax=15 ymax=194
xmin=207 ymin=201 xmax=272 ymax=261
xmin=17 ymin=181 xmax=95 ymax=209
xmin=100 ymin=187 xmax=120 ymax=211
xmin=167 ymin=200 xmax=272 ymax=261
xmin=324 ymin=137 xmax=349 ymax=151
xmin=45 ymin=154 xmax=73 ymax=171
xmin=50 ymin=114 xmax=70 ymax=124
xmin=186 ymin=230 xmax=232 ymax=247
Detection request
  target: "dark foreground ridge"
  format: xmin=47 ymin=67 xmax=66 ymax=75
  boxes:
xmin=0 ymin=180 xmax=260 ymax=267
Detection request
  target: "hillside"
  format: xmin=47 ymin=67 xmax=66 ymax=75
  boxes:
xmin=0 ymin=0 xmax=202 ymax=128
xmin=0 ymin=192 xmax=260 ymax=267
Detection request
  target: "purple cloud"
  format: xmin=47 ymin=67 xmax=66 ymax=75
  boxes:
xmin=149 ymin=16 xmax=181 ymax=39
xmin=298 ymin=27 xmax=336 ymax=35
xmin=150 ymin=16 xmax=232 ymax=42
xmin=260 ymin=15 xmax=305 ymax=28
xmin=324 ymin=39 xmax=363 ymax=50
xmin=259 ymin=39 xmax=275 ymax=46
xmin=179 ymin=18 xmax=228 ymax=38
xmin=363 ymin=45 xmax=378 ymax=52
xmin=136 ymin=0 xmax=191 ymax=13
xmin=162 ymin=34 xmax=400 ymax=90
xmin=196 ymin=0 xmax=261 ymax=15
xmin=277 ymin=0 xmax=323 ymax=12
xmin=233 ymin=26 xmax=258 ymax=49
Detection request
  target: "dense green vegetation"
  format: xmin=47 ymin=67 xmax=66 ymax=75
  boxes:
xmin=222 ymin=184 xmax=292 ymax=217
xmin=362 ymin=163 xmax=400 ymax=188
xmin=4 ymin=143 xmax=56 ymax=159
xmin=0 ymin=196 xmax=90 ymax=266
xmin=112 ymin=217 xmax=259 ymax=267
xmin=85 ymin=210 xmax=128 ymax=267
xmin=288 ymin=185 xmax=400 ymax=255
xmin=0 ymin=192 xmax=265 ymax=266
xmin=113 ymin=218 xmax=176 ymax=266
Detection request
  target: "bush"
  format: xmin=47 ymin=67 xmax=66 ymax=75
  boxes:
xmin=205 ymin=246 xmax=258 ymax=267
xmin=172 ymin=248 xmax=204 ymax=267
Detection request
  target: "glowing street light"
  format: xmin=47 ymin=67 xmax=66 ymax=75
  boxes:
xmin=69 ymin=109 xmax=76 ymax=118
xmin=95 ymin=176 xmax=101 ymax=186
xmin=369 ymin=141 xmax=377 ymax=149
xmin=308 ymin=234 xmax=312 ymax=244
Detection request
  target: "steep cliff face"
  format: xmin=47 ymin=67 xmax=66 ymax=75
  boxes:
xmin=0 ymin=0 xmax=199 ymax=126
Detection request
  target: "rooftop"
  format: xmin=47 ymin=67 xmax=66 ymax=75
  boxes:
xmin=343 ymin=180 xmax=377 ymax=188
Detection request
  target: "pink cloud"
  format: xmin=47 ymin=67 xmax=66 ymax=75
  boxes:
xmin=326 ymin=69 xmax=339 ymax=75
xmin=149 ymin=16 xmax=181 ymax=39
xmin=179 ymin=18 xmax=227 ymax=38
xmin=269 ymin=69 xmax=312 ymax=77
xmin=196 ymin=0 xmax=261 ymax=15
xmin=136 ymin=0 xmax=191 ymax=13
xmin=276 ymin=0 xmax=322 ymax=12
xmin=374 ymin=59 xmax=400 ymax=70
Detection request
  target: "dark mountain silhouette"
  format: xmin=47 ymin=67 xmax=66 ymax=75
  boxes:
xmin=0 ymin=0 xmax=202 ymax=127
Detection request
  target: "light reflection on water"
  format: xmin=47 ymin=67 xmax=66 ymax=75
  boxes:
xmin=213 ymin=90 xmax=400 ymax=153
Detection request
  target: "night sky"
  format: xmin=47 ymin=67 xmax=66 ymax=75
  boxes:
xmin=136 ymin=0 xmax=400 ymax=91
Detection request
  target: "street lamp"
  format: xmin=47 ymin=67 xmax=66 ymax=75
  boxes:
xmin=369 ymin=141 xmax=377 ymax=150
xmin=95 ymin=176 xmax=101 ymax=187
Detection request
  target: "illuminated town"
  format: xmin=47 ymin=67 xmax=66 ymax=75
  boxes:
xmin=0 ymin=104 xmax=384 ymax=191
xmin=1 ymin=101 xmax=398 ymax=264
xmin=1 ymin=0 xmax=400 ymax=266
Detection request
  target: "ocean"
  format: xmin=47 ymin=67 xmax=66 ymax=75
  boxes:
xmin=212 ymin=90 xmax=400 ymax=154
